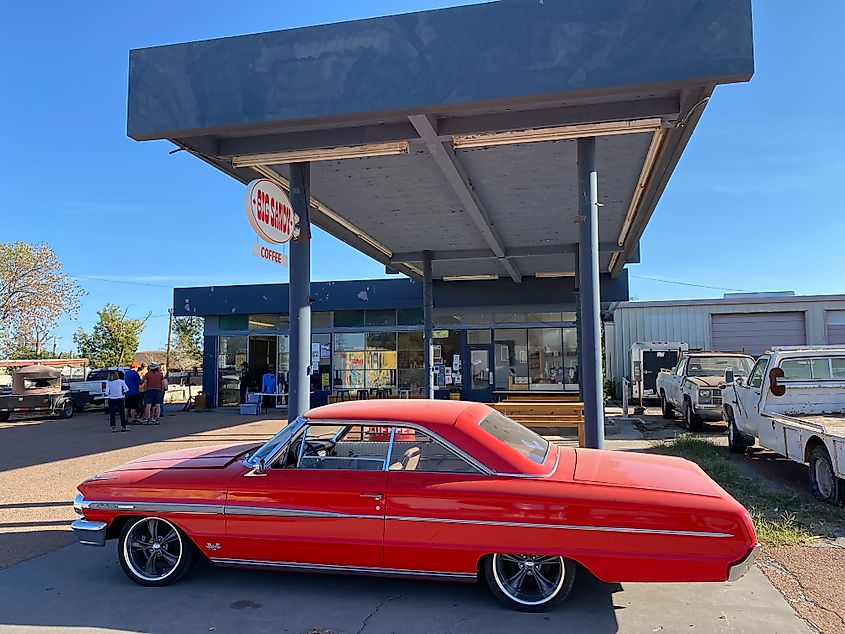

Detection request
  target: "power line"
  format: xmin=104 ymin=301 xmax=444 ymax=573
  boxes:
xmin=68 ymin=274 xmax=173 ymax=289
xmin=629 ymin=274 xmax=753 ymax=294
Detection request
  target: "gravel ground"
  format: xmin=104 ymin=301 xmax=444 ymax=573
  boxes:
xmin=0 ymin=406 xmax=289 ymax=570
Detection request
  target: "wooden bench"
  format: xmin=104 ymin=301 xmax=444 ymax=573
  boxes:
xmin=492 ymin=401 xmax=586 ymax=447
xmin=499 ymin=393 xmax=581 ymax=403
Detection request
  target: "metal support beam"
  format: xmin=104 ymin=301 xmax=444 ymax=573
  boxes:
xmin=422 ymin=250 xmax=435 ymax=399
xmin=577 ymin=137 xmax=604 ymax=449
xmin=408 ymin=115 xmax=521 ymax=283
xmin=288 ymin=162 xmax=312 ymax=422
xmin=389 ymin=242 xmax=622 ymax=264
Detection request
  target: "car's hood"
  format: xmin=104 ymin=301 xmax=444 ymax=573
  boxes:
xmin=573 ymin=449 xmax=723 ymax=497
xmin=686 ymin=376 xmax=725 ymax=388
xmin=106 ymin=443 xmax=259 ymax=472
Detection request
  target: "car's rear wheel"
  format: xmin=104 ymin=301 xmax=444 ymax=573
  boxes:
xmin=682 ymin=399 xmax=702 ymax=432
xmin=660 ymin=392 xmax=674 ymax=419
xmin=808 ymin=445 xmax=845 ymax=506
xmin=118 ymin=516 xmax=196 ymax=586
xmin=484 ymin=553 xmax=575 ymax=612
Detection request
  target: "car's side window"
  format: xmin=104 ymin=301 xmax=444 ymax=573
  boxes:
xmin=747 ymin=358 xmax=768 ymax=389
xmin=387 ymin=429 xmax=481 ymax=474
xmin=276 ymin=423 xmax=391 ymax=471
xmin=674 ymin=359 xmax=687 ymax=376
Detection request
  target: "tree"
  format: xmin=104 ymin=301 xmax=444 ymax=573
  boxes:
xmin=1 ymin=323 xmax=55 ymax=359
xmin=73 ymin=304 xmax=146 ymax=367
xmin=0 ymin=242 xmax=84 ymax=354
xmin=172 ymin=316 xmax=204 ymax=368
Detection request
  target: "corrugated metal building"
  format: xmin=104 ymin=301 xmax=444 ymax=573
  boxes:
xmin=606 ymin=293 xmax=845 ymax=390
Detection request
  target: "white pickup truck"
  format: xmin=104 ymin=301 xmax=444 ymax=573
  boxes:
xmin=67 ymin=367 xmax=128 ymax=409
xmin=656 ymin=352 xmax=755 ymax=431
xmin=721 ymin=346 xmax=845 ymax=504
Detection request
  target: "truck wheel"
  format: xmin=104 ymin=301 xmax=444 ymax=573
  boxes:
xmin=682 ymin=400 xmax=702 ymax=432
xmin=809 ymin=445 xmax=845 ymax=505
xmin=660 ymin=392 xmax=674 ymax=419
xmin=58 ymin=400 xmax=75 ymax=419
xmin=726 ymin=409 xmax=751 ymax=454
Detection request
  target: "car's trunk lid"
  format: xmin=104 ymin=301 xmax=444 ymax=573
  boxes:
xmin=572 ymin=448 xmax=723 ymax=497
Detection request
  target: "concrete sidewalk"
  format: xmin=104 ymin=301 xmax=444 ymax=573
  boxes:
xmin=0 ymin=543 xmax=809 ymax=634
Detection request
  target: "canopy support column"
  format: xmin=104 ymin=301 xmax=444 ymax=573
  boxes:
xmin=288 ymin=162 xmax=312 ymax=422
xmin=577 ymin=137 xmax=605 ymax=449
xmin=423 ymin=250 xmax=435 ymax=399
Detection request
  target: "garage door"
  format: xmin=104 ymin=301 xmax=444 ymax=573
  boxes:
xmin=710 ymin=312 xmax=806 ymax=356
xmin=827 ymin=311 xmax=845 ymax=345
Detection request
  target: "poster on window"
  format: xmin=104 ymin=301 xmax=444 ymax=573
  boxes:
xmin=321 ymin=373 xmax=330 ymax=389
xmin=311 ymin=343 xmax=320 ymax=367
xmin=445 ymin=367 xmax=453 ymax=384
xmin=433 ymin=345 xmax=443 ymax=364
xmin=320 ymin=344 xmax=331 ymax=359
xmin=452 ymin=354 xmax=460 ymax=372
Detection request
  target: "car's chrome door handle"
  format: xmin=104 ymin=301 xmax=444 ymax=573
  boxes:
xmin=359 ymin=493 xmax=383 ymax=500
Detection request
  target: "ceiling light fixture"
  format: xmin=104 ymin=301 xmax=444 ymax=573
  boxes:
xmin=233 ymin=141 xmax=410 ymax=167
xmin=534 ymin=272 xmax=576 ymax=278
xmin=442 ymin=274 xmax=500 ymax=282
xmin=451 ymin=118 xmax=663 ymax=149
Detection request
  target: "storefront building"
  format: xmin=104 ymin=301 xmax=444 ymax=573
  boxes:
xmin=177 ymin=275 xmax=628 ymax=408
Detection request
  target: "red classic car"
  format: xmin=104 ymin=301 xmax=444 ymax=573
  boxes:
xmin=72 ymin=400 xmax=759 ymax=611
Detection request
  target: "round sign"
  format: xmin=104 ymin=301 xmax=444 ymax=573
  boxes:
xmin=245 ymin=179 xmax=295 ymax=244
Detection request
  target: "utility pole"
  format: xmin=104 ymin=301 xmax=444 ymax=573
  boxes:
xmin=165 ymin=308 xmax=174 ymax=372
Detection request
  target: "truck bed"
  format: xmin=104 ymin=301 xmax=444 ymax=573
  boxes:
xmin=762 ymin=410 xmax=845 ymax=436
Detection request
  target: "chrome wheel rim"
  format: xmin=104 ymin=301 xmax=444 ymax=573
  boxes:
xmin=492 ymin=554 xmax=565 ymax=605
xmin=728 ymin=419 xmax=735 ymax=444
xmin=815 ymin=458 xmax=835 ymax=499
xmin=124 ymin=517 xmax=183 ymax=582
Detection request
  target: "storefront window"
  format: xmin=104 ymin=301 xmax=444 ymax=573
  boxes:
xmin=526 ymin=312 xmax=562 ymax=324
xmin=277 ymin=335 xmax=289 ymax=393
xmin=219 ymin=315 xmax=248 ymax=331
xmin=366 ymin=332 xmax=397 ymax=389
xmin=494 ymin=312 xmax=527 ymax=324
xmin=432 ymin=330 xmax=461 ymax=389
xmin=333 ymin=332 xmax=365 ymax=389
xmin=334 ymin=310 xmax=365 ymax=328
xmin=433 ymin=313 xmax=462 ymax=325
xmin=562 ymin=327 xmax=578 ymax=389
xmin=365 ymin=309 xmax=397 ymax=327
xmin=494 ymin=329 xmax=528 ymax=390
xmin=312 ymin=333 xmax=331 ymax=392
xmin=217 ymin=335 xmax=247 ymax=406
xmin=468 ymin=329 xmax=491 ymax=344
xmin=463 ymin=312 xmax=492 ymax=325
xmin=311 ymin=312 xmax=332 ymax=329
xmin=249 ymin=314 xmax=288 ymax=331
xmin=528 ymin=328 xmax=564 ymax=390
xmin=398 ymin=331 xmax=424 ymax=394
xmin=397 ymin=308 xmax=423 ymax=326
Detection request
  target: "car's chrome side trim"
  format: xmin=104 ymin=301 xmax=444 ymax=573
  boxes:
xmin=79 ymin=498 xmax=224 ymax=515
xmin=383 ymin=514 xmax=734 ymax=538
xmin=75 ymin=497 xmax=734 ymax=538
xmin=727 ymin=543 xmax=761 ymax=581
xmin=210 ymin=557 xmax=476 ymax=580
xmin=225 ymin=505 xmax=379 ymax=521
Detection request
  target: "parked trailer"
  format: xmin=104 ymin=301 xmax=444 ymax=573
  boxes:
xmin=0 ymin=366 xmax=92 ymax=422
xmin=721 ymin=346 xmax=845 ymax=504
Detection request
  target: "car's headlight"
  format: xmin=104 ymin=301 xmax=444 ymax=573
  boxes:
xmin=699 ymin=390 xmax=711 ymax=398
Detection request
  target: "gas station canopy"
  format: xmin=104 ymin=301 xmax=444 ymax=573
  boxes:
xmin=127 ymin=0 xmax=752 ymax=282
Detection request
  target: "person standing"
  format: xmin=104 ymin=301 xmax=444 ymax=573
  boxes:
xmin=141 ymin=363 xmax=164 ymax=424
xmin=124 ymin=363 xmax=143 ymax=423
xmin=105 ymin=371 xmax=129 ymax=432
xmin=239 ymin=362 xmax=250 ymax=404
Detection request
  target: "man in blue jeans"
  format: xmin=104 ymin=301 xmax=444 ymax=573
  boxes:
xmin=124 ymin=363 xmax=143 ymax=423
xmin=141 ymin=363 xmax=164 ymax=424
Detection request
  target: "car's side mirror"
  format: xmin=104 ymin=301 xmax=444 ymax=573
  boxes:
xmin=735 ymin=376 xmax=745 ymax=386
xmin=724 ymin=368 xmax=735 ymax=384
xmin=769 ymin=367 xmax=786 ymax=396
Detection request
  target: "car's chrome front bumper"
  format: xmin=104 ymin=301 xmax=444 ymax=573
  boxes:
xmin=71 ymin=519 xmax=107 ymax=547
xmin=727 ymin=543 xmax=761 ymax=582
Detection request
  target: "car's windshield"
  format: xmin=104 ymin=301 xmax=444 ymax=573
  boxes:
xmin=246 ymin=418 xmax=300 ymax=466
xmin=479 ymin=411 xmax=549 ymax=465
xmin=686 ymin=356 xmax=754 ymax=377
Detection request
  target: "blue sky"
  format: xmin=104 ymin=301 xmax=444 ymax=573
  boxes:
xmin=1 ymin=1 xmax=843 ymax=351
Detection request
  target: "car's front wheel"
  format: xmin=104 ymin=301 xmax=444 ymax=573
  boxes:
xmin=726 ymin=408 xmax=752 ymax=454
xmin=484 ymin=553 xmax=575 ymax=612
xmin=118 ymin=516 xmax=196 ymax=586
xmin=660 ymin=392 xmax=674 ymax=419
xmin=682 ymin=399 xmax=702 ymax=432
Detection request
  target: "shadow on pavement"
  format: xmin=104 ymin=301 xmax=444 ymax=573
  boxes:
xmin=0 ymin=408 xmax=284 ymax=473
xmin=0 ymin=546 xmax=623 ymax=633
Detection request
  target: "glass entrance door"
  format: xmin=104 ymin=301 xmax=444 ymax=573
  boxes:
xmin=463 ymin=344 xmax=494 ymax=402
